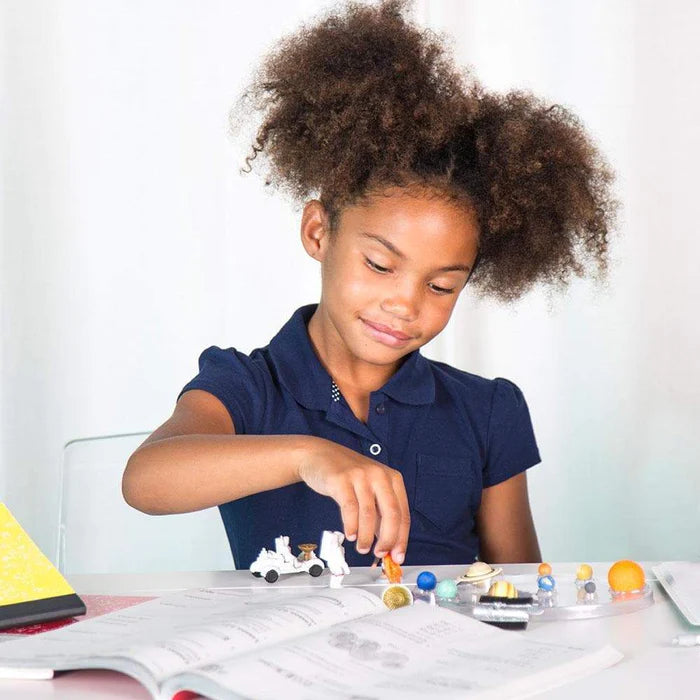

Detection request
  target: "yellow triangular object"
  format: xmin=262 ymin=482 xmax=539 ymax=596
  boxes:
xmin=0 ymin=503 xmax=75 ymax=606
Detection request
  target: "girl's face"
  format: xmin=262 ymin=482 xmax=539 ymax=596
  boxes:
xmin=305 ymin=186 xmax=480 ymax=370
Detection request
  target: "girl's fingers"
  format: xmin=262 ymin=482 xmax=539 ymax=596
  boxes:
xmin=334 ymin=481 xmax=359 ymax=543
xmin=390 ymin=472 xmax=411 ymax=565
xmin=372 ymin=476 xmax=403 ymax=559
xmin=353 ymin=478 xmax=377 ymax=555
xmin=327 ymin=461 xmax=409 ymax=561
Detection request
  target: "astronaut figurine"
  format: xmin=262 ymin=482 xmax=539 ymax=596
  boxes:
xmin=275 ymin=535 xmax=297 ymax=566
xmin=320 ymin=530 xmax=350 ymax=588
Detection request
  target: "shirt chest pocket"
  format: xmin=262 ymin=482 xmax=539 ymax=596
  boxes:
xmin=413 ymin=453 xmax=479 ymax=534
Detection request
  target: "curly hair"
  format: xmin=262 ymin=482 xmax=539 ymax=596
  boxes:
xmin=232 ymin=0 xmax=617 ymax=301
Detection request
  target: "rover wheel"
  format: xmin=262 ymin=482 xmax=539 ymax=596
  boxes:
xmin=265 ymin=570 xmax=279 ymax=583
xmin=309 ymin=564 xmax=323 ymax=577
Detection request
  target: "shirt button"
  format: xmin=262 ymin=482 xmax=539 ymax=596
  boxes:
xmin=375 ymin=403 xmax=385 ymax=415
xmin=369 ymin=443 xmax=381 ymax=456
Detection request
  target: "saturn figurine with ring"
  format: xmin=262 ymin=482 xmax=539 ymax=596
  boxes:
xmin=456 ymin=561 xmax=503 ymax=585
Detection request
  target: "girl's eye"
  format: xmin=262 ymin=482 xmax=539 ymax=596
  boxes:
xmin=429 ymin=283 xmax=455 ymax=295
xmin=365 ymin=257 xmax=390 ymax=273
xmin=365 ymin=256 xmax=454 ymax=294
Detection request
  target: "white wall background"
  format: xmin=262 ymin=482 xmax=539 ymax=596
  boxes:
xmin=2 ymin=0 xmax=698 ymax=564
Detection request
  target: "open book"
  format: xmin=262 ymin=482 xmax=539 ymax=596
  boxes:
xmin=0 ymin=586 xmax=622 ymax=699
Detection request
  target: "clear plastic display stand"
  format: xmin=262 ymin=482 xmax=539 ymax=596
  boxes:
xmin=422 ymin=573 xmax=654 ymax=622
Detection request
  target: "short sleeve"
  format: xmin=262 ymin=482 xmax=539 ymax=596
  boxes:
xmin=178 ymin=346 xmax=266 ymax=434
xmin=483 ymin=378 xmax=541 ymax=488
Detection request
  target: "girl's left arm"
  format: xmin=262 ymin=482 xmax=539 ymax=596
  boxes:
xmin=475 ymin=471 xmax=541 ymax=563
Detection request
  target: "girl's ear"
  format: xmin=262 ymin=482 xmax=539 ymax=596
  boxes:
xmin=300 ymin=200 xmax=331 ymax=261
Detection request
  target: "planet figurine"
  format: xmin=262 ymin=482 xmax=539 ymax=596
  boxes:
xmin=382 ymin=554 xmax=403 ymax=584
xmin=608 ymin=560 xmax=645 ymax=593
xmin=537 ymin=575 xmax=556 ymax=592
xmin=487 ymin=580 xmax=518 ymax=598
xmin=538 ymin=562 xmax=552 ymax=576
xmin=435 ymin=579 xmax=458 ymax=600
xmin=467 ymin=561 xmax=492 ymax=577
xmin=576 ymin=564 xmax=593 ymax=582
xmin=416 ymin=571 xmax=437 ymax=592
xmin=456 ymin=561 xmax=503 ymax=584
xmin=578 ymin=579 xmax=598 ymax=603
xmin=381 ymin=584 xmax=414 ymax=610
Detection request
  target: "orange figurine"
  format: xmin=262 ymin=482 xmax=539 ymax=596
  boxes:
xmin=608 ymin=560 xmax=645 ymax=593
xmin=538 ymin=562 xmax=552 ymax=576
xmin=383 ymin=554 xmax=403 ymax=584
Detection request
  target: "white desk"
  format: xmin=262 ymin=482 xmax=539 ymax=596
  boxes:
xmin=1 ymin=562 xmax=697 ymax=699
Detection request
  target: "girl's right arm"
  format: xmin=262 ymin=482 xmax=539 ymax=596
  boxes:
xmin=122 ymin=389 xmax=410 ymax=563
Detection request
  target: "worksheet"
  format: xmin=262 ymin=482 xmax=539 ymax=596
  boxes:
xmin=164 ymin=601 xmax=623 ymax=700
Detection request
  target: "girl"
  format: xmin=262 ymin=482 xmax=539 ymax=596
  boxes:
xmin=122 ymin=0 xmax=615 ymax=569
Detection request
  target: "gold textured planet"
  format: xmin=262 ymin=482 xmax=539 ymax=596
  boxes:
xmin=382 ymin=584 xmax=413 ymax=610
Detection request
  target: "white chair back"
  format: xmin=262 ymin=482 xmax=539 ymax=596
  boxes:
xmin=56 ymin=433 xmax=234 ymax=574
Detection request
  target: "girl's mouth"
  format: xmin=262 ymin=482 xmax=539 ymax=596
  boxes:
xmin=361 ymin=319 xmax=414 ymax=347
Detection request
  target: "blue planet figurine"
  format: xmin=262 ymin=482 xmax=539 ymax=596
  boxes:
xmin=537 ymin=574 xmax=556 ymax=591
xmin=416 ymin=571 xmax=437 ymax=592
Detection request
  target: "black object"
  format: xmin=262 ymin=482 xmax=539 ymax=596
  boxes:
xmin=0 ymin=593 xmax=86 ymax=631
xmin=481 ymin=619 xmax=528 ymax=630
xmin=479 ymin=595 xmax=534 ymax=605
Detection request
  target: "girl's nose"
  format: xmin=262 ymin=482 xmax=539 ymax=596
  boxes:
xmin=380 ymin=285 xmax=420 ymax=321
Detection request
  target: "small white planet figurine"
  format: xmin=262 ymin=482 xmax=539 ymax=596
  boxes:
xmin=456 ymin=561 xmax=503 ymax=584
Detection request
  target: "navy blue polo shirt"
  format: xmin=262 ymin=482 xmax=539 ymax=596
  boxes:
xmin=180 ymin=304 xmax=541 ymax=568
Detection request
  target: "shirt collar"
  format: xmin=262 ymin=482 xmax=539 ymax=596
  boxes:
xmin=381 ymin=348 xmax=435 ymax=405
xmin=268 ymin=304 xmax=435 ymax=410
xmin=268 ymin=305 xmax=331 ymax=411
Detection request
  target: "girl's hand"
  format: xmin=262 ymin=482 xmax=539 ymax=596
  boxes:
xmin=297 ymin=437 xmax=410 ymax=564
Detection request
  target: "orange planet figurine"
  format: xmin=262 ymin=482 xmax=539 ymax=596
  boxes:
xmin=538 ymin=562 xmax=552 ymax=576
xmin=382 ymin=554 xmax=403 ymax=584
xmin=608 ymin=560 xmax=645 ymax=593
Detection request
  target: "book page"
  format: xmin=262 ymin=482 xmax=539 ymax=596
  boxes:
xmin=166 ymin=603 xmax=622 ymax=700
xmin=0 ymin=587 xmax=384 ymax=687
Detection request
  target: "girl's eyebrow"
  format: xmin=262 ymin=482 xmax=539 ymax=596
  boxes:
xmin=360 ymin=232 xmax=472 ymax=273
xmin=361 ymin=232 xmax=406 ymax=258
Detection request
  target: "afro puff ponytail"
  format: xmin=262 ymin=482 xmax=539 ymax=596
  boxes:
xmin=234 ymin=0 xmax=617 ymax=301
